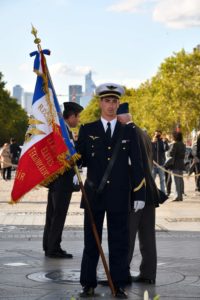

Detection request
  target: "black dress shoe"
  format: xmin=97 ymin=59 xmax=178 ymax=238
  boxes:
xmin=172 ymin=198 xmax=183 ymax=201
xmin=132 ymin=275 xmax=155 ymax=284
xmin=59 ymin=248 xmax=73 ymax=258
xmin=79 ymin=286 xmax=95 ymax=298
xmin=45 ymin=250 xmax=73 ymax=259
xmin=115 ymin=287 xmax=128 ymax=299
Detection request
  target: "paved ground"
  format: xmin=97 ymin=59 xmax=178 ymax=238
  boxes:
xmin=0 ymin=170 xmax=200 ymax=299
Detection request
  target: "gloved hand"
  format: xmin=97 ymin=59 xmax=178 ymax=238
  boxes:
xmin=134 ymin=201 xmax=145 ymax=212
xmin=73 ymin=175 xmax=79 ymax=185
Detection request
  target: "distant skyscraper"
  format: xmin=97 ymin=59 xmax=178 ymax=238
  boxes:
xmin=23 ymin=92 xmax=33 ymax=115
xmin=80 ymin=71 xmax=96 ymax=108
xmin=69 ymin=85 xmax=82 ymax=104
xmin=13 ymin=85 xmax=24 ymax=106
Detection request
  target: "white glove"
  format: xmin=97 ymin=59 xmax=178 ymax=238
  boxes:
xmin=73 ymin=175 xmax=79 ymax=185
xmin=134 ymin=201 xmax=145 ymax=212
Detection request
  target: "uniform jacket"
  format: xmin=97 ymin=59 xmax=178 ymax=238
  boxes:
xmin=76 ymin=120 xmax=146 ymax=213
xmin=129 ymin=123 xmax=167 ymax=207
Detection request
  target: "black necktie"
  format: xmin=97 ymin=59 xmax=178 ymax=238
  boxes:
xmin=105 ymin=122 xmax=111 ymax=141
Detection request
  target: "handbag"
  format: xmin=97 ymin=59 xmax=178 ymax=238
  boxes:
xmin=164 ymin=157 xmax=175 ymax=169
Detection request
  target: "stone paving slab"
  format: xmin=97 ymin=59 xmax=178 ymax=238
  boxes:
xmin=0 ymin=173 xmax=200 ymax=231
xmin=0 ymin=171 xmax=200 ymax=299
xmin=0 ymin=228 xmax=200 ymax=299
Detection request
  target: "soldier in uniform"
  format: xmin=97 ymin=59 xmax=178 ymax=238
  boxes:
xmin=77 ymin=84 xmax=146 ymax=298
xmin=43 ymin=102 xmax=83 ymax=258
xmin=117 ymin=102 xmax=167 ymax=284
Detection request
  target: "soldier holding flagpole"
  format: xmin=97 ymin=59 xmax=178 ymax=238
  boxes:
xmin=77 ymin=83 xmax=146 ymax=298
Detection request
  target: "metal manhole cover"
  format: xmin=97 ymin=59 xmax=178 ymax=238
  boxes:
xmin=28 ymin=269 xmax=185 ymax=286
xmin=28 ymin=269 xmax=112 ymax=285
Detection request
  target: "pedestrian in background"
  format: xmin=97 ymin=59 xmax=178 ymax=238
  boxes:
xmin=0 ymin=143 xmax=12 ymax=180
xmin=10 ymin=138 xmax=21 ymax=168
xmin=169 ymin=132 xmax=186 ymax=201
xmin=191 ymin=130 xmax=200 ymax=192
xmin=164 ymin=135 xmax=173 ymax=196
xmin=152 ymin=130 xmax=169 ymax=194
xmin=43 ymin=102 xmax=83 ymax=258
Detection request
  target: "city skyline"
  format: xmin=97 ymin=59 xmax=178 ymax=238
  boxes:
xmin=12 ymin=70 xmax=96 ymax=110
xmin=1 ymin=0 xmax=200 ymax=104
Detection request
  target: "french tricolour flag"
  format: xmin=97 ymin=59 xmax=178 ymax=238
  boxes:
xmin=11 ymin=49 xmax=77 ymax=203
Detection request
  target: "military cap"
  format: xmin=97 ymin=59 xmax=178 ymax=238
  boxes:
xmin=117 ymin=102 xmax=129 ymax=115
xmin=63 ymin=102 xmax=83 ymax=114
xmin=95 ymin=83 xmax=125 ymax=99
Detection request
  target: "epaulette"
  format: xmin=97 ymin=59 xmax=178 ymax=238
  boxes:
xmin=133 ymin=178 xmax=146 ymax=192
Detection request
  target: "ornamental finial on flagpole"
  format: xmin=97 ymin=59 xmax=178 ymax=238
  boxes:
xmin=31 ymin=24 xmax=41 ymax=45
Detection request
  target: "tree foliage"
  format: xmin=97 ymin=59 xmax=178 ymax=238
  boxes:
xmin=0 ymin=72 xmax=28 ymax=146
xmin=80 ymin=96 xmax=101 ymax=125
xmin=80 ymin=49 xmax=200 ymax=137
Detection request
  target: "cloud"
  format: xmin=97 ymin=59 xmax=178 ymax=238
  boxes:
xmin=153 ymin=0 xmax=200 ymax=28
xmin=49 ymin=62 xmax=94 ymax=77
xmin=107 ymin=0 xmax=200 ymax=29
xmin=107 ymin=0 xmax=146 ymax=13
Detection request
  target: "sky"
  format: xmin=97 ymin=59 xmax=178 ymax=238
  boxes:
xmin=1 ymin=0 xmax=200 ymax=104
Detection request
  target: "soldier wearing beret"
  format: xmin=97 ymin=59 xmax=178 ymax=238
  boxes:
xmin=117 ymin=102 xmax=167 ymax=285
xmin=43 ymin=101 xmax=83 ymax=258
xmin=77 ymin=84 xmax=146 ymax=298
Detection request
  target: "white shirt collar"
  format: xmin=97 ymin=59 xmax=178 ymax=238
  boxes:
xmin=101 ymin=117 xmax=117 ymax=136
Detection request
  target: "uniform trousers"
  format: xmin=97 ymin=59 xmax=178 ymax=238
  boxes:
xmin=43 ymin=189 xmax=72 ymax=253
xmin=80 ymin=209 xmax=129 ymax=288
xmin=128 ymin=205 xmax=157 ymax=280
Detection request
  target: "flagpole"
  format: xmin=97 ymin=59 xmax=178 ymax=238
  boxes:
xmin=31 ymin=26 xmax=116 ymax=296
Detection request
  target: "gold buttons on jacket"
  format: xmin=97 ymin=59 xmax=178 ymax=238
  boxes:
xmin=107 ymin=180 xmax=110 ymax=184
xmin=108 ymin=146 xmax=111 ymax=150
xmin=107 ymin=157 xmax=110 ymax=160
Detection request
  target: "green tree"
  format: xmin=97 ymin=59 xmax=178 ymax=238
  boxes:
xmin=127 ymin=49 xmax=200 ymax=136
xmin=149 ymin=49 xmax=200 ymax=134
xmin=80 ymin=48 xmax=200 ymax=137
xmin=0 ymin=72 xmax=28 ymax=146
xmin=80 ymin=96 xmax=100 ymax=124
